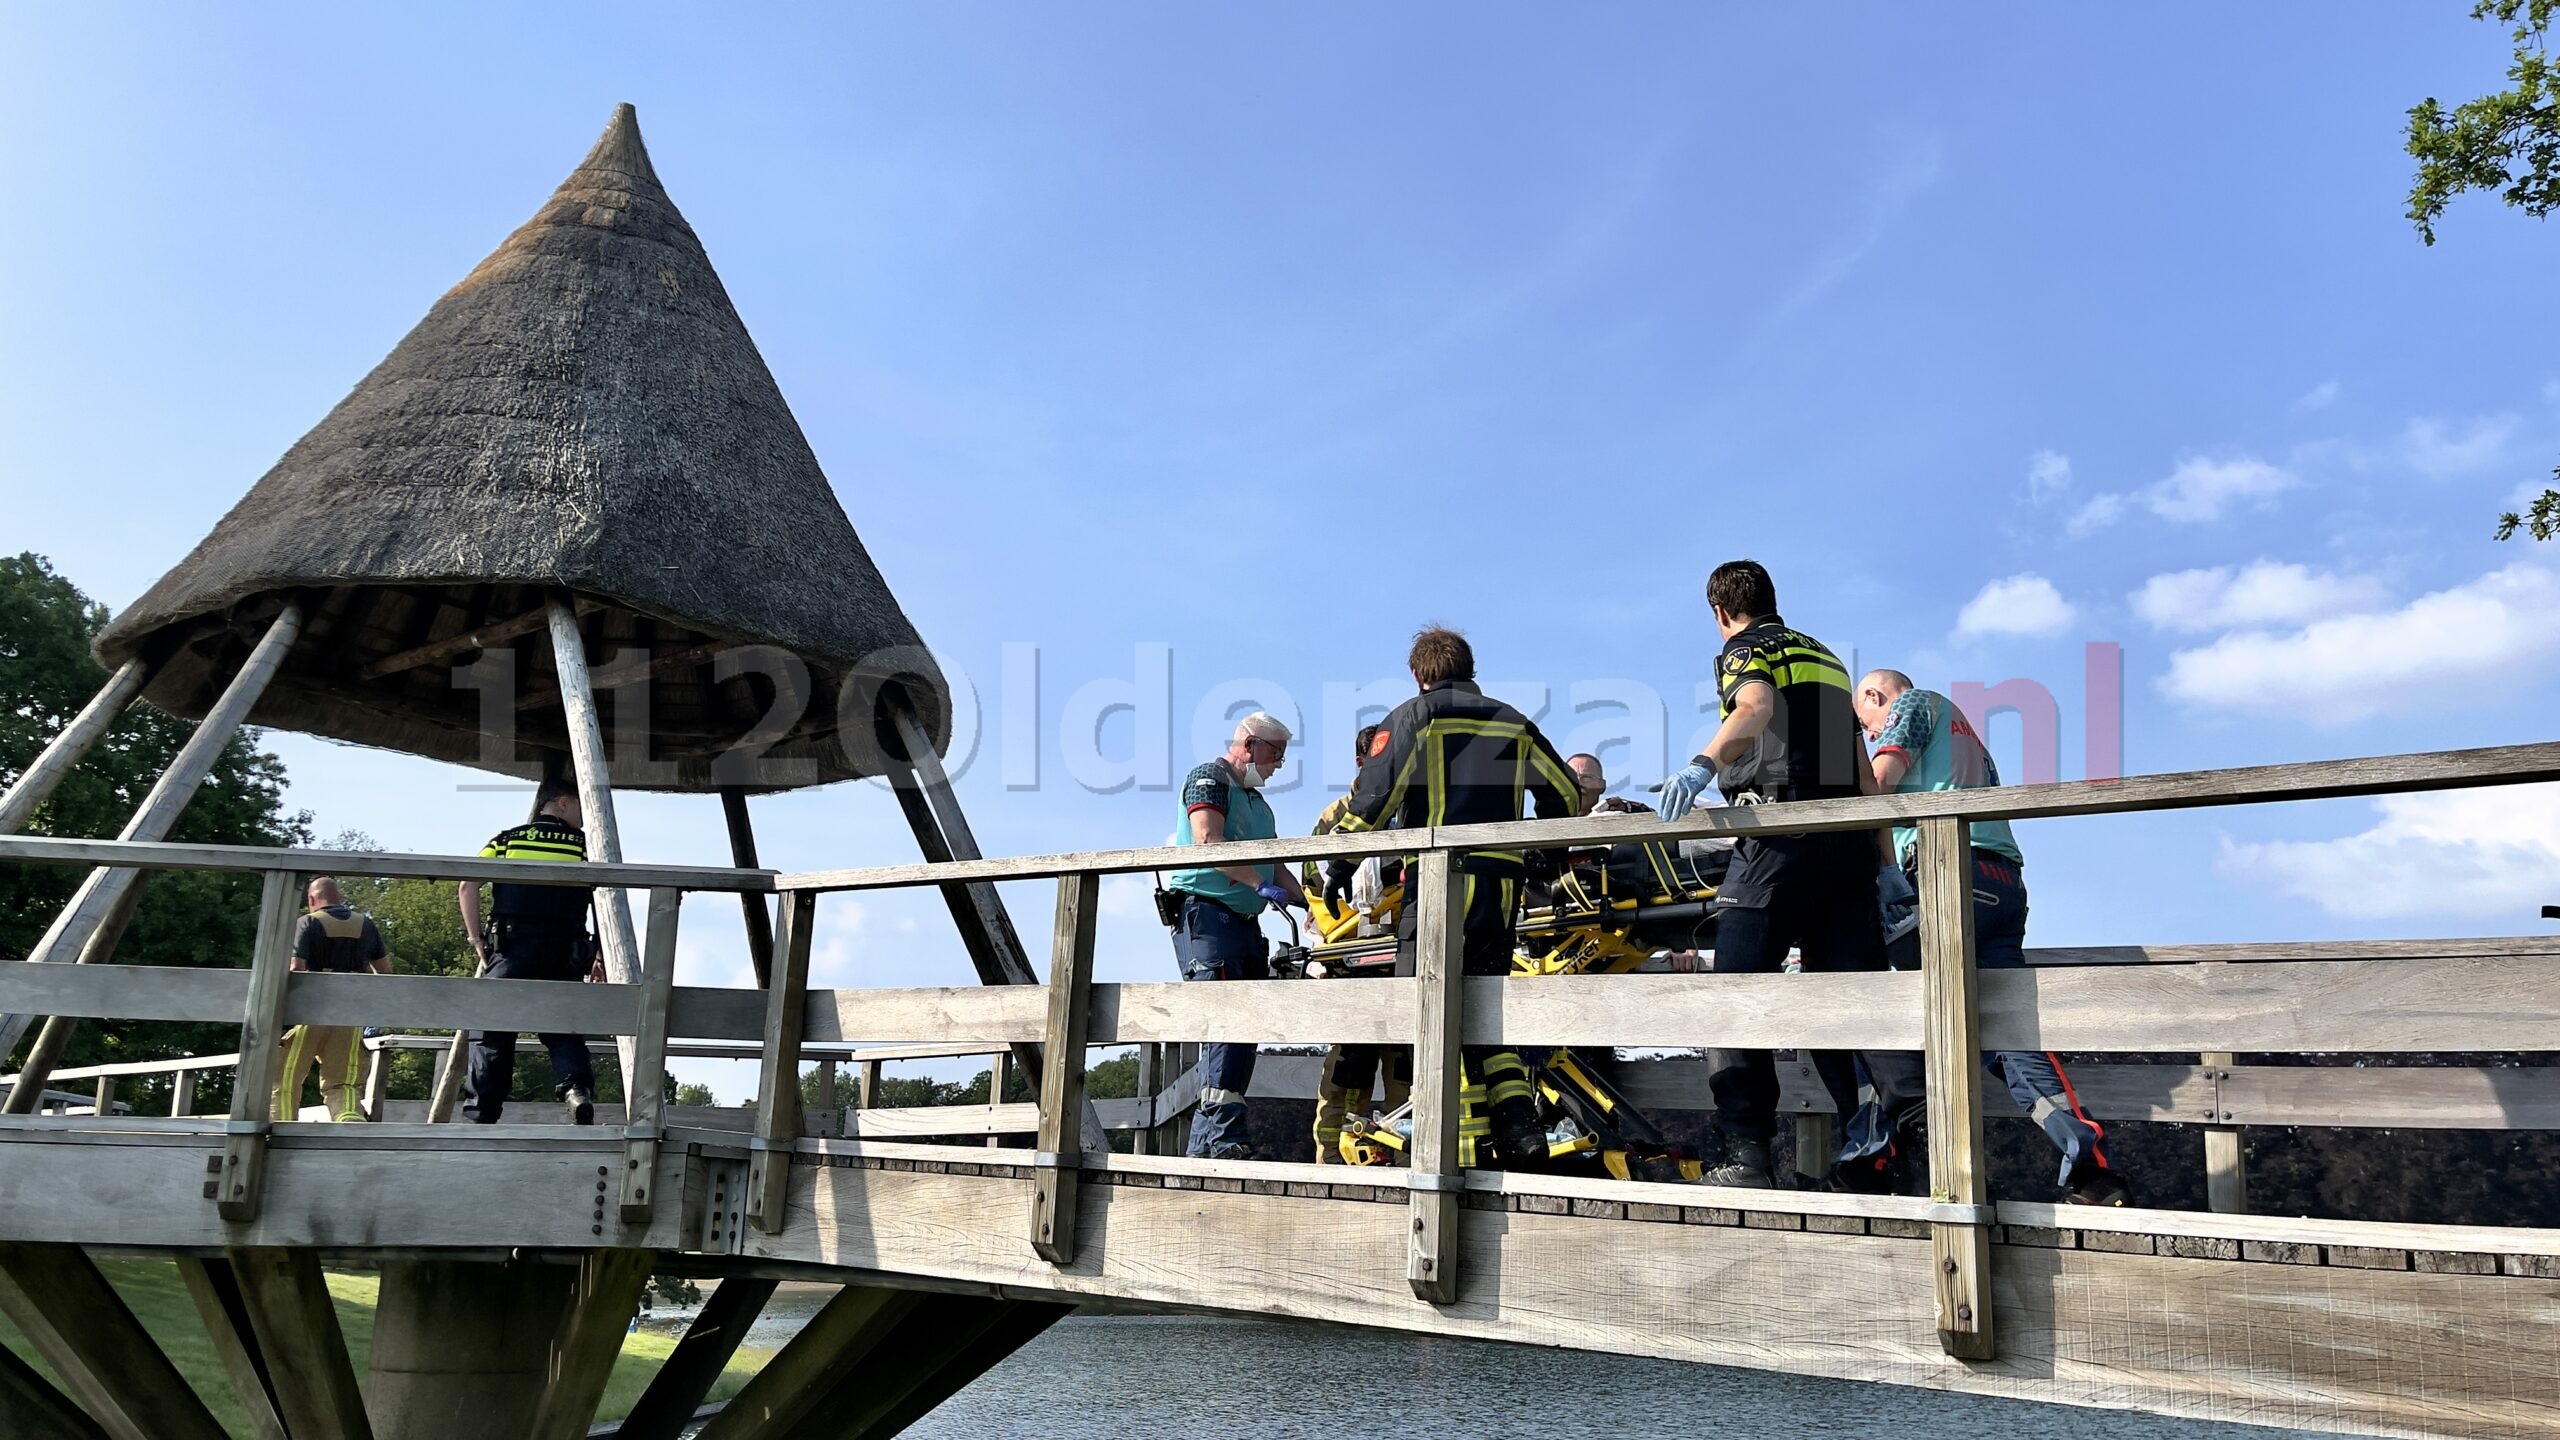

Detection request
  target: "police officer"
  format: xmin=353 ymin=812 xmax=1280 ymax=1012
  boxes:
xmin=457 ymin=777 xmax=603 ymax=1125
xmin=1657 ymin=561 xmax=1918 ymax=1188
xmin=1326 ymin=626 xmax=1581 ymax=1171
xmin=273 ymin=876 xmax=390 ymax=1123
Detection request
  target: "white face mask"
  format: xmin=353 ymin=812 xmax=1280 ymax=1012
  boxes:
xmin=1231 ymin=758 xmax=1271 ymax=789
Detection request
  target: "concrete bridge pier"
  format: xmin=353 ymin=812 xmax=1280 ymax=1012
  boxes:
xmin=368 ymin=1257 xmax=578 ymax=1439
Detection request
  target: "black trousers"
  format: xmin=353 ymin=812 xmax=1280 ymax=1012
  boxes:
xmin=465 ymin=926 xmax=597 ymax=1124
xmin=1706 ymin=856 xmax=1917 ymax=1146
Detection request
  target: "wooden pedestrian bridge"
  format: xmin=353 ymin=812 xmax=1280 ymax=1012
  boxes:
xmin=5 ymin=742 xmax=2559 ymax=1440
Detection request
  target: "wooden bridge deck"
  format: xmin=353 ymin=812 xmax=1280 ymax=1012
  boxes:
xmin=5 ymin=741 xmax=2560 ymax=1439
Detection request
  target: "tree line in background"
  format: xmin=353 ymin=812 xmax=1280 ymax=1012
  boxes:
xmin=2407 ymin=0 xmax=2560 ymax=539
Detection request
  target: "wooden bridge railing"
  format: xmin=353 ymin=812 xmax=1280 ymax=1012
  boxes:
xmin=2 ymin=739 xmax=2558 ymax=1363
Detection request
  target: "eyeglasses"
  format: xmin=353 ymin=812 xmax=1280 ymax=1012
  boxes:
xmin=1243 ymin=735 xmax=1287 ymax=760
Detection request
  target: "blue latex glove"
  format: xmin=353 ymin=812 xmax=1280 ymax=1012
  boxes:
xmin=1875 ymin=863 xmax=1917 ymax=927
xmin=1256 ymin=881 xmax=1295 ymax=911
xmin=1657 ymin=763 xmax=1713 ymax=821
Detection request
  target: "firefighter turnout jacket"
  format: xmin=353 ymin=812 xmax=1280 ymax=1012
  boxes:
xmin=1331 ymin=681 xmax=1580 ymax=878
xmin=292 ymin=905 xmax=387 ymax=973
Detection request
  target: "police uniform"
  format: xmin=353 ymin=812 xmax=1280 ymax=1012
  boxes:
xmin=272 ymin=904 xmax=386 ymax=1123
xmin=466 ymin=815 xmax=599 ymax=1124
xmin=1695 ymin=617 xmax=1917 ymax=1156
xmin=1330 ymin=680 xmax=1580 ymax=1168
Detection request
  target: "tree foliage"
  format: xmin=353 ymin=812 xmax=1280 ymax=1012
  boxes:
xmin=0 ymin=555 xmax=310 ymax=1106
xmin=2405 ymin=1 xmax=2560 ymax=538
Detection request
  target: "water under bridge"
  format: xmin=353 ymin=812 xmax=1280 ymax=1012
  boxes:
xmin=3 ymin=743 xmax=2558 ymax=1440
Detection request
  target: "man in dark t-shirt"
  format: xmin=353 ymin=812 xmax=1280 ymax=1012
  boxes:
xmin=273 ymin=876 xmax=390 ymax=1123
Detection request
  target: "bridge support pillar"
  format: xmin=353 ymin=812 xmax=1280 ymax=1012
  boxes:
xmin=0 ymin=1337 xmax=109 ymax=1440
xmin=527 ymin=1248 xmax=657 ymax=1440
xmin=1406 ymin=850 xmax=1466 ymax=1305
xmin=695 ymin=1285 xmax=923 ymax=1440
xmin=0 ymin=1242 xmax=229 ymax=1440
xmin=228 ymin=1246 xmax=373 ymax=1440
xmin=1916 ymin=817 xmax=1995 ymax=1361
xmin=616 ymin=1276 xmax=779 ymax=1440
xmin=781 ymin=1294 xmax=1073 ymax=1439
xmin=367 ymin=1257 xmax=575 ymax=1440
xmin=173 ymin=1255 xmax=289 ymax=1440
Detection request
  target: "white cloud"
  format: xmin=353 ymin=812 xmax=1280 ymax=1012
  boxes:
xmin=2220 ymin=783 xmax=2560 ymax=920
xmin=2146 ymin=456 xmax=2298 ymax=523
xmin=2293 ymin=379 xmax=2341 ymax=412
xmin=2130 ymin=560 xmax=2387 ymax=633
xmin=2401 ymin=413 xmax=2520 ymax=480
xmin=2025 ymin=450 xmax=2072 ymax=505
xmin=2065 ymin=454 xmax=2296 ymax=534
xmin=1954 ymin=574 xmax=2077 ymax=639
xmin=2065 ymin=492 xmax=2127 ymax=537
xmin=2160 ymin=563 xmax=2560 ymax=722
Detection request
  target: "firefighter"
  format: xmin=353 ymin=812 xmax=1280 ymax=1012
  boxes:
xmin=1324 ymin=626 xmax=1581 ymax=1170
xmin=1854 ymin=668 xmax=2136 ymax=1206
xmin=1657 ymin=561 xmax=1919 ymax=1189
xmin=271 ymin=876 xmax=390 ymax=1122
xmin=457 ymin=778 xmax=605 ymax=1125
xmin=1306 ymin=723 xmax=1407 ymax=1162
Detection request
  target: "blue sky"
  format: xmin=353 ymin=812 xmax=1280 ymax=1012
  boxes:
xmin=5 ymin=7 xmax=2556 ymax=1092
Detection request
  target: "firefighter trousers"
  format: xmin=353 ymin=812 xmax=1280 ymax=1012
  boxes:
xmin=273 ymin=1023 xmax=365 ymax=1123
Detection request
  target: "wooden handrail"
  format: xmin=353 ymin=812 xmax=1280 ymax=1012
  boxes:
xmin=0 ymin=834 xmax=774 ymax=891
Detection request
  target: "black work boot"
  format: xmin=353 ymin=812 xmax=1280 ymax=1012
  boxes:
xmin=1490 ymin=1100 xmax=1551 ymax=1173
xmin=1696 ymin=1136 xmax=1774 ymax=1189
xmin=2063 ymin=1161 xmax=2134 ymax=1207
xmin=564 ymin=1085 xmax=596 ymax=1126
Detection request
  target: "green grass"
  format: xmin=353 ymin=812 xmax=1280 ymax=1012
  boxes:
xmin=1 ymin=1258 xmax=769 ymax=1436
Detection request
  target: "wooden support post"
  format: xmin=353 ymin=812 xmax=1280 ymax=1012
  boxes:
xmin=5 ymin=874 xmax=155 ymax=1113
xmin=525 ymin=1247 xmax=656 ymax=1440
xmin=614 ymin=1276 xmax=778 ymax=1440
xmin=216 ymin=869 xmax=300 ymax=1223
xmin=0 ymin=1339 xmax=108 ymax=1440
xmin=2201 ymin=1049 xmax=2248 ymax=1214
xmin=855 ymin=1057 xmax=881 ymax=1110
xmin=1916 ymin=815 xmax=1994 ymax=1361
xmin=1031 ymin=872 xmax=1099 ymax=1265
xmin=985 ymin=1050 xmax=1005 ymax=1147
xmin=91 ymin=1075 xmax=114 ymax=1117
xmin=623 ymin=888 xmax=682 ymax=1223
xmin=1794 ymin=1111 xmax=1836 ymax=1182
xmin=361 ymin=1043 xmax=389 ymax=1121
xmin=170 ymin=1068 xmax=196 ymax=1118
xmin=227 ymin=1247 xmax=372 ymax=1440
xmin=547 ymin=598 xmax=643 ymax=1090
xmin=1406 ymin=849 xmax=1466 ymax=1305
xmin=0 ymin=1242 xmax=231 ymax=1440
xmin=0 ymin=603 xmax=302 ymax=1071
xmin=719 ymin=787 xmax=777 ymax=987
xmin=1131 ymin=1043 xmax=1157 ymax=1155
xmin=694 ymin=1286 xmax=924 ymax=1440
xmin=825 ymin=1300 xmax=1072 ymax=1440
xmin=748 ymin=891 xmax=816 ymax=1234
xmin=424 ymin=1034 xmax=467 ymax=1124
xmin=173 ymin=1256 xmax=288 ymax=1440
xmin=0 ymin=657 xmax=149 ymax=834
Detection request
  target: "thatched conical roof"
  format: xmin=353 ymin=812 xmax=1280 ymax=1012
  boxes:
xmin=94 ymin=104 xmax=946 ymax=791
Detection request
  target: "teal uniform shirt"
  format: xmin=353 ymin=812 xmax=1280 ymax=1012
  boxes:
xmin=1872 ymin=688 xmax=2026 ymax=868
xmin=1169 ymin=758 xmax=1279 ymax=916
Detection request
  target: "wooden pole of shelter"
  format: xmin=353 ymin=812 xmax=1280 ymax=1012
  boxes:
xmin=1916 ymin=815 xmax=1995 ymax=1360
xmin=0 ymin=657 xmax=150 ymax=835
xmin=748 ymin=890 xmax=816 ymax=1234
xmin=1406 ymin=849 xmax=1466 ymax=1305
xmin=3 ymin=876 xmax=153 ymax=1112
xmin=620 ymin=887 xmax=681 ymax=1224
xmin=719 ymin=787 xmax=776 ymax=987
xmin=0 ymin=603 xmax=302 ymax=1084
xmin=547 ymin=598 xmax=643 ymax=1091
xmin=886 ymin=702 xmax=1110 ymax=1159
